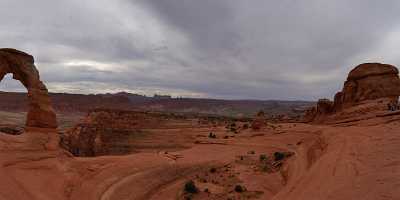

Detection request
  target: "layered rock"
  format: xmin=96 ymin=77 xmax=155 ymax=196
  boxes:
xmin=305 ymin=63 xmax=400 ymax=122
xmin=63 ymin=109 xmax=151 ymax=156
xmin=303 ymin=99 xmax=335 ymax=122
xmin=62 ymin=109 xmax=222 ymax=157
xmin=335 ymin=63 xmax=400 ymax=110
xmin=0 ymin=48 xmax=57 ymax=128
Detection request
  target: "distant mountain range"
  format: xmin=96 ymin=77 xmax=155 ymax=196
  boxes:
xmin=0 ymin=91 xmax=314 ymax=117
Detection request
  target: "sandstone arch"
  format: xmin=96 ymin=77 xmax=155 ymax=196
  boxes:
xmin=0 ymin=48 xmax=57 ymax=128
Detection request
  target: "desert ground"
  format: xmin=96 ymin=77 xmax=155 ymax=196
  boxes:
xmin=1 ymin=111 xmax=399 ymax=200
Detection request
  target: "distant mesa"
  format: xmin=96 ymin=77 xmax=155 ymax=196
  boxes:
xmin=0 ymin=48 xmax=57 ymax=129
xmin=305 ymin=63 xmax=400 ymax=123
xmin=154 ymin=94 xmax=172 ymax=99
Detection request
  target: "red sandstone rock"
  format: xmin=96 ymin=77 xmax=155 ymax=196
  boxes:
xmin=337 ymin=63 xmax=400 ymax=109
xmin=251 ymin=110 xmax=266 ymax=130
xmin=62 ymin=109 xmax=175 ymax=156
xmin=305 ymin=63 xmax=400 ymax=123
xmin=303 ymin=99 xmax=334 ymax=122
xmin=0 ymin=48 xmax=57 ymax=128
xmin=303 ymin=107 xmax=316 ymax=122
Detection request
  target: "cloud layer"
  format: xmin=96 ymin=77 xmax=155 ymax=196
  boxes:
xmin=1 ymin=0 xmax=400 ymax=100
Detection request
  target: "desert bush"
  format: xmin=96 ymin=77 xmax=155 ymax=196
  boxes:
xmin=260 ymin=163 xmax=272 ymax=172
xmin=274 ymin=151 xmax=295 ymax=161
xmin=210 ymin=167 xmax=217 ymax=173
xmin=256 ymin=110 xmax=265 ymax=117
xmin=274 ymin=152 xmax=286 ymax=161
xmin=248 ymin=150 xmax=255 ymax=154
xmin=184 ymin=180 xmax=198 ymax=194
xmin=259 ymin=154 xmax=268 ymax=161
xmin=208 ymin=132 xmax=216 ymax=138
xmin=234 ymin=185 xmax=245 ymax=193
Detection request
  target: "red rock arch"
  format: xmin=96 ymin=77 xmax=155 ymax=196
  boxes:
xmin=0 ymin=48 xmax=57 ymax=128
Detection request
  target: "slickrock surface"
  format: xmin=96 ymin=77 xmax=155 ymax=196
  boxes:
xmin=1 ymin=119 xmax=400 ymax=200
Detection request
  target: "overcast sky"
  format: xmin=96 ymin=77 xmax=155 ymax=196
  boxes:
xmin=1 ymin=0 xmax=400 ymax=100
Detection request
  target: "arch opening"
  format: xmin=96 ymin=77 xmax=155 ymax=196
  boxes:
xmin=0 ymin=74 xmax=28 ymax=131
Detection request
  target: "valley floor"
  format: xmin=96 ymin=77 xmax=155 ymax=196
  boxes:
xmin=0 ymin=120 xmax=399 ymax=200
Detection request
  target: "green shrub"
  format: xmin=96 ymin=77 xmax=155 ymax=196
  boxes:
xmin=208 ymin=132 xmax=216 ymax=138
xmin=259 ymin=154 xmax=268 ymax=161
xmin=184 ymin=180 xmax=198 ymax=194
xmin=210 ymin=167 xmax=217 ymax=173
xmin=260 ymin=163 xmax=272 ymax=172
xmin=234 ymin=185 xmax=245 ymax=193
xmin=274 ymin=152 xmax=285 ymax=161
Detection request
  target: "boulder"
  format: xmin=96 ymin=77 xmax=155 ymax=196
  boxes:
xmin=0 ymin=48 xmax=57 ymax=128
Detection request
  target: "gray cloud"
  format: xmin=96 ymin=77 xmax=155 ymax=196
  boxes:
xmin=1 ymin=0 xmax=400 ymax=100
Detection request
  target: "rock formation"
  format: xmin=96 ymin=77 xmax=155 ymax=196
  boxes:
xmin=335 ymin=63 xmax=400 ymax=110
xmin=303 ymin=107 xmax=317 ymax=122
xmin=303 ymin=99 xmax=335 ymax=122
xmin=251 ymin=110 xmax=266 ymax=130
xmin=305 ymin=63 xmax=400 ymax=122
xmin=0 ymin=48 xmax=57 ymax=128
xmin=62 ymin=109 xmax=168 ymax=156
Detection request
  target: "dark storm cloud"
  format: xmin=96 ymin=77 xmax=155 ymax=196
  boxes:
xmin=1 ymin=0 xmax=400 ymax=99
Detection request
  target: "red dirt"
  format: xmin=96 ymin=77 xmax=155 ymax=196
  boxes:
xmin=0 ymin=114 xmax=399 ymax=200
